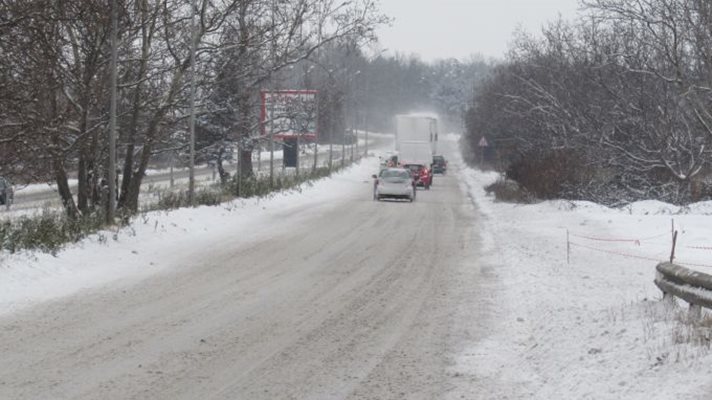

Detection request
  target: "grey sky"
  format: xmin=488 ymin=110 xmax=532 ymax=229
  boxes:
xmin=375 ymin=0 xmax=583 ymax=61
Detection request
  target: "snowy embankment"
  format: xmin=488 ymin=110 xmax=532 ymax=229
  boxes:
xmin=0 ymin=159 xmax=378 ymax=316
xmin=454 ymin=159 xmax=712 ymax=399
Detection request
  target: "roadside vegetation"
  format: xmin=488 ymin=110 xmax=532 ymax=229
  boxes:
xmin=0 ymin=163 xmax=349 ymax=254
xmin=0 ymin=1 xmax=490 ymax=253
xmin=465 ymin=0 xmax=712 ymax=206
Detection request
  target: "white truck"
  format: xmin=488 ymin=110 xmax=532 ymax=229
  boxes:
xmin=394 ymin=114 xmax=439 ymax=189
xmin=394 ymin=114 xmax=438 ymax=155
xmin=398 ymin=141 xmax=433 ymax=166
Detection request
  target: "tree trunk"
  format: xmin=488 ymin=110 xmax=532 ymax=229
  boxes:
xmin=237 ymin=93 xmax=255 ymax=178
xmin=118 ymin=1 xmax=153 ymax=211
xmin=239 ymin=148 xmax=253 ymax=178
xmin=77 ymin=99 xmax=92 ymax=213
xmin=123 ymin=63 xmax=189 ymax=212
xmin=216 ymin=146 xmax=230 ymax=185
xmin=53 ymin=159 xmax=79 ymax=219
xmin=77 ymin=153 xmax=89 ymax=212
xmin=118 ymin=85 xmax=142 ymax=210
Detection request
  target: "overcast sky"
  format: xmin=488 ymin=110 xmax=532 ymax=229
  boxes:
xmin=375 ymin=0 xmax=583 ymax=61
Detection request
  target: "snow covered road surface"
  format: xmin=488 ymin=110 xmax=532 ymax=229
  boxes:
xmin=0 ymin=139 xmax=499 ymax=399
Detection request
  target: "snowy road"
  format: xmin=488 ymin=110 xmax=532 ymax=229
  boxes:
xmin=6 ymin=153 xmax=340 ymax=212
xmin=0 ymin=140 xmax=498 ymax=399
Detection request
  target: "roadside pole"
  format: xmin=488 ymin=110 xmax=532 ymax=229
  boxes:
xmin=108 ymin=0 xmax=118 ymax=222
xmin=269 ymin=0 xmax=276 ymax=188
xmin=478 ymin=136 xmax=489 ymax=167
xmin=187 ymin=0 xmax=198 ymax=206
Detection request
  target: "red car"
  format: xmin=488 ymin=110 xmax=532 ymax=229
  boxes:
xmin=403 ymin=164 xmax=432 ymax=190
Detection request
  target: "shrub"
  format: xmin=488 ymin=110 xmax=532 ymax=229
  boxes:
xmin=484 ymin=178 xmax=531 ymax=203
xmin=225 ymin=165 xmax=340 ymax=199
xmin=155 ymin=187 xmax=226 ymax=210
xmin=0 ymin=163 xmax=351 ymax=255
xmin=0 ymin=210 xmax=107 ymax=255
xmin=506 ymin=150 xmax=592 ymax=200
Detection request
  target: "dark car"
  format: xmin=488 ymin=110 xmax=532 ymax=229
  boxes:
xmin=0 ymin=177 xmax=14 ymax=208
xmin=432 ymin=155 xmax=447 ymax=174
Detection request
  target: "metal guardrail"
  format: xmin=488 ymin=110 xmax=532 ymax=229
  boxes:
xmin=654 ymin=262 xmax=712 ymax=318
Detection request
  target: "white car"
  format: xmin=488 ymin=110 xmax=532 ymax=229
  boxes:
xmin=372 ymin=168 xmax=415 ymax=202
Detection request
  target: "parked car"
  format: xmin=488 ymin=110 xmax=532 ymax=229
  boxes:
xmin=432 ymin=155 xmax=447 ymax=174
xmin=403 ymin=163 xmax=432 ymax=190
xmin=0 ymin=177 xmax=14 ymax=208
xmin=372 ymin=168 xmax=415 ymax=202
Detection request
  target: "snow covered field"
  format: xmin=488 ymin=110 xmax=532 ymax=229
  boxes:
xmin=454 ymin=155 xmax=712 ymax=399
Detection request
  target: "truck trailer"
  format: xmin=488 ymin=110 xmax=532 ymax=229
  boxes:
xmin=394 ymin=114 xmax=438 ymax=155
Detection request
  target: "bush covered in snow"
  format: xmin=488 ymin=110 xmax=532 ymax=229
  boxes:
xmin=464 ymin=2 xmax=712 ymax=205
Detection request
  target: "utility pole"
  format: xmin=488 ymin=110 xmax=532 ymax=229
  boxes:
xmin=236 ymin=141 xmax=241 ymax=196
xmin=296 ymin=134 xmax=300 ymax=178
xmin=341 ymin=116 xmax=346 ymax=168
xmin=313 ymin=91 xmax=319 ymax=173
xmin=187 ymin=0 xmax=199 ymax=205
xmin=315 ymin=6 xmax=323 ymax=173
xmin=107 ymin=0 xmax=118 ymax=223
xmin=269 ymin=0 xmax=276 ymax=188
xmin=353 ymin=110 xmax=358 ymax=160
xmin=350 ymin=70 xmax=360 ymax=162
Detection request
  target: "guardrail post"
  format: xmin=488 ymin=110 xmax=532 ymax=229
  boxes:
xmin=662 ymin=291 xmax=675 ymax=306
xmin=669 ymin=231 xmax=678 ymax=263
xmin=690 ymin=304 xmax=702 ymax=320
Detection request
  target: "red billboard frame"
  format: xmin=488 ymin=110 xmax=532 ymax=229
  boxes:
xmin=261 ymin=89 xmax=318 ymax=141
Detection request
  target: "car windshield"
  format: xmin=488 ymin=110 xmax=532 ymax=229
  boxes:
xmin=433 ymin=156 xmax=444 ymax=163
xmin=380 ymin=169 xmax=410 ymax=180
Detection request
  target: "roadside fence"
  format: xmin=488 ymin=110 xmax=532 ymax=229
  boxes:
xmin=566 ymin=220 xmax=712 ymax=319
xmin=565 ymin=218 xmax=712 ymax=269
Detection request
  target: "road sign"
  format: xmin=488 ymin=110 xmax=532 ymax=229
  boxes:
xmin=478 ymin=136 xmax=489 ymax=147
xmin=261 ymin=90 xmax=318 ymax=140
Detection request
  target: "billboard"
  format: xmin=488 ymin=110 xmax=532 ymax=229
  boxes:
xmin=261 ymin=90 xmax=318 ymax=140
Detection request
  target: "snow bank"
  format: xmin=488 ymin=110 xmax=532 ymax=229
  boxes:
xmin=452 ymin=157 xmax=712 ymax=399
xmin=0 ymin=159 xmax=379 ymax=316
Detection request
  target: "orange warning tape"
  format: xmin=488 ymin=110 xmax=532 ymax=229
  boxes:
xmin=568 ymin=231 xmax=669 ymax=245
xmin=570 ymin=242 xmax=712 ymax=268
xmin=569 ymin=242 xmax=662 ymax=262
